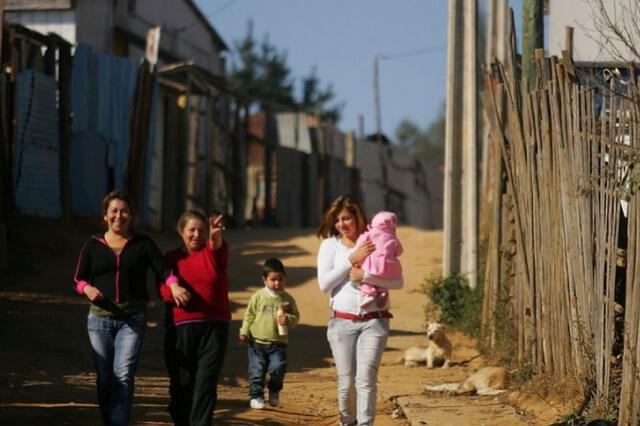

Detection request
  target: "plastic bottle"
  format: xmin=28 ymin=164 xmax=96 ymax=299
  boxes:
xmin=276 ymin=306 xmax=288 ymax=336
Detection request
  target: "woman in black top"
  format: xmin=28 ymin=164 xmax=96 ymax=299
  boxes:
xmin=73 ymin=190 xmax=178 ymax=426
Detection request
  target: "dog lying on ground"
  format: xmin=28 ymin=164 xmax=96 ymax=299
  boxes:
xmin=424 ymin=366 xmax=508 ymax=396
xmin=392 ymin=322 xmax=452 ymax=368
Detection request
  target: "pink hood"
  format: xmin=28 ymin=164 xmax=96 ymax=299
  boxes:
xmin=370 ymin=211 xmax=397 ymax=232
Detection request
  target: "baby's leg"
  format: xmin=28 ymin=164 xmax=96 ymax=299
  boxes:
xmin=376 ymin=287 xmax=389 ymax=307
xmin=359 ymin=283 xmax=377 ymax=309
xmin=359 ymin=283 xmax=378 ymax=297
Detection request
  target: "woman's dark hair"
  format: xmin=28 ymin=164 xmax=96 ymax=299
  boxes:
xmin=102 ymin=190 xmax=134 ymax=218
xmin=262 ymin=258 xmax=286 ymax=278
xmin=176 ymin=209 xmax=208 ymax=234
xmin=316 ymin=195 xmax=367 ymax=239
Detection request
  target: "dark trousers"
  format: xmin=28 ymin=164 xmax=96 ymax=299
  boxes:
xmin=248 ymin=340 xmax=287 ymax=399
xmin=164 ymin=321 xmax=229 ymax=426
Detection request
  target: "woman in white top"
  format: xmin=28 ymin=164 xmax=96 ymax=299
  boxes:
xmin=316 ymin=195 xmax=403 ymax=426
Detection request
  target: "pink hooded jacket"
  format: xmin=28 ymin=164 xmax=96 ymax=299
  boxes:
xmin=355 ymin=211 xmax=403 ymax=279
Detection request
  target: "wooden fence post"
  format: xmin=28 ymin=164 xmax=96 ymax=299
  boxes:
xmin=0 ymin=0 xmax=7 ymax=272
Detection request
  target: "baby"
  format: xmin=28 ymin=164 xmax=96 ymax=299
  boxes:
xmin=355 ymin=211 xmax=403 ymax=308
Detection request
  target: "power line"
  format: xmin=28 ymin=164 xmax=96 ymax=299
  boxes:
xmin=207 ymin=0 xmax=240 ymax=18
xmin=379 ymin=46 xmax=446 ymax=61
xmin=177 ymin=0 xmax=240 ymax=33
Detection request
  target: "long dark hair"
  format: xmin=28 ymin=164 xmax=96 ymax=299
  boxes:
xmin=316 ymin=195 xmax=367 ymax=239
xmin=102 ymin=190 xmax=134 ymax=218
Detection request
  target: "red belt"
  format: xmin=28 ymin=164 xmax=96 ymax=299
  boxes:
xmin=333 ymin=311 xmax=393 ymax=321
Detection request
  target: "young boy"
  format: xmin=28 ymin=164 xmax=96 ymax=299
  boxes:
xmin=239 ymin=258 xmax=300 ymax=409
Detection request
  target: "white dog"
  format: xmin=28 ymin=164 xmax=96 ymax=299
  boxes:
xmin=393 ymin=322 xmax=452 ymax=368
xmin=424 ymin=366 xmax=508 ymax=396
xmin=425 ymin=322 xmax=452 ymax=368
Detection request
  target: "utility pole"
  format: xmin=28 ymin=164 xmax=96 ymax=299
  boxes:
xmin=0 ymin=0 xmax=6 ymax=273
xmin=444 ymin=0 xmax=478 ymax=288
xmin=0 ymin=0 xmax=4 ymax=57
xmin=462 ymin=0 xmax=477 ymax=288
xmin=522 ymin=0 xmax=544 ymax=85
xmin=486 ymin=0 xmax=507 ymax=66
xmin=481 ymin=0 xmax=507 ymax=197
xmin=495 ymin=0 xmax=507 ymax=63
xmin=444 ymin=0 xmax=464 ymax=282
xmin=372 ymin=55 xmax=382 ymax=137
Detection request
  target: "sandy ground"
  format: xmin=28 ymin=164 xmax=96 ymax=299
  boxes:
xmin=0 ymin=219 xmax=537 ymax=425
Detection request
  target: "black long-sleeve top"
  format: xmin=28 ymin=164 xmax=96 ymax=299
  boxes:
xmin=73 ymin=233 xmax=177 ymax=306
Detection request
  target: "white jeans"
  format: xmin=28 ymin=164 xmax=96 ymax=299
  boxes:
xmin=327 ymin=317 xmax=389 ymax=426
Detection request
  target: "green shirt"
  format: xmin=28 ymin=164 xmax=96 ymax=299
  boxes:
xmin=239 ymin=288 xmax=300 ymax=345
xmin=89 ymin=299 xmax=147 ymax=317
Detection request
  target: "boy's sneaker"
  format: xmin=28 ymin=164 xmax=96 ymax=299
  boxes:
xmin=249 ymin=397 xmax=264 ymax=409
xmin=268 ymin=391 xmax=280 ymax=406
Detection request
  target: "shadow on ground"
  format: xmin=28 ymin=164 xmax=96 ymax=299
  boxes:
xmin=0 ymin=217 xmax=332 ymax=425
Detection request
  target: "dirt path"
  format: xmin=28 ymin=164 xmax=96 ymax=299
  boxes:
xmin=0 ymin=220 xmax=534 ymax=425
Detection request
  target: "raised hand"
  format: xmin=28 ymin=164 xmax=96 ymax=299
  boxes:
xmin=209 ymin=214 xmax=225 ymax=249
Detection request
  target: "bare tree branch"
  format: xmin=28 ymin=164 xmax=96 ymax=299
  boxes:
xmin=585 ymin=0 xmax=640 ymax=63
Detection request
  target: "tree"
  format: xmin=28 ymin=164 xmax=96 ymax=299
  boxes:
xmin=300 ymin=67 xmax=344 ymax=122
xmin=228 ymin=21 xmax=342 ymax=121
xmin=588 ymin=0 xmax=640 ymax=63
xmin=395 ymin=119 xmax=421 ymax=152
xmin=394 ymin=104 xmax=445 ymax=164
xmin=229 ymin=21 xmax=296 ymax=108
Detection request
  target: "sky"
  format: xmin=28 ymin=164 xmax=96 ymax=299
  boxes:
xmin=195 ymin=0 xmax=523 ymax=139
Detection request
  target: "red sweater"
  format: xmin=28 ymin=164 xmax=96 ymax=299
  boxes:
xmin=160 ymin=240 xmax=231 ymax=325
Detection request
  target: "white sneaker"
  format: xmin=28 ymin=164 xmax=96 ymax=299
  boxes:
xmin=268 ymin=391 xmax=280 ymax=406
xmin=249 ymin=397 xmax=264 ymax=409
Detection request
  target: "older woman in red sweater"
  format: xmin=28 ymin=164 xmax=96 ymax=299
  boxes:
xmin=159 ymin=209 xmax=230 ymax=426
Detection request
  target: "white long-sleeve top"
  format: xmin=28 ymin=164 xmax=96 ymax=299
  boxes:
xmin=317 ymin=237 xmax=404 ymax=314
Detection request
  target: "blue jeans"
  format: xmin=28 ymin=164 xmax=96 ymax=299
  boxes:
xmin=248 ymin=341 xmax=287 ymax=399
xmin=87 ymin=312 xmax=146 ymax=426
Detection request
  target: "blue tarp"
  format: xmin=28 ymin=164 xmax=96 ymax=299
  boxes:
xmin=69 ymin=43 xmax=138 ymax=216
xmin=14 ymin=70 xmax=62 ymax=218
xmin=68 ymin=133 xmax=109 ymax=216
xmin=142 ymin=78 xmax=159 ymax=222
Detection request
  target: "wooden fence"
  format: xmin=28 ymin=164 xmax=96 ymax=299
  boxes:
xmin=482 ymin=16 xmax=640 ymax=424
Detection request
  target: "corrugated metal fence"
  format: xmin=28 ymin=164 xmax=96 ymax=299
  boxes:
xmin=14 ymin=70 xmax=62 ymax=218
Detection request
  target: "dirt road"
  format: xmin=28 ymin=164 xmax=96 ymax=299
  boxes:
xmin=0 ymin=219 xmax=533 ymax=425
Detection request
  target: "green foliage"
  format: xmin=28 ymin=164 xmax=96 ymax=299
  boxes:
xmin=229 ymin=20 xmax=342 ymax=121
xmin=229 ymin=21 xmax=295 ymax=107
xmin=395 ymin=119 xmax=421 ymax=152
xmin=300 ymin=67 xmax=344 ymax=122
xmin=580 ymin=370 xmax=621 ymax=425
xmin=394 ymin=104 xmax=445 ymax=164
xmin=486 ymin=284 xmax=518 ymax=365
xmin=424 ymin=274 xmax=483 ymax=338
xmin=511 ymin=361 xmax=535 ymax=389
xmin=555 ymin=412 xmax=587 ymax=425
